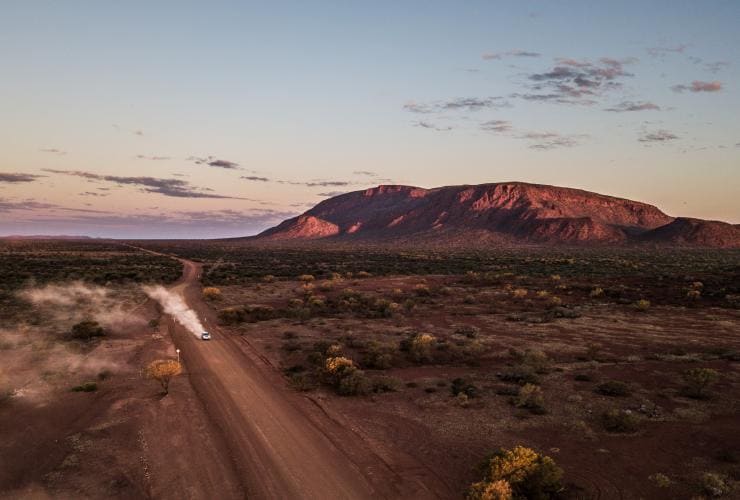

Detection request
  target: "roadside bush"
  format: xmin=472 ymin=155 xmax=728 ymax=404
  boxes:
xmin=145 ymin=359 xmax=182 ymax=395
xmin=69 ymin=320 xmax=105 ymax=341
xmin=596 ymin=380 xmax=631 ymax=397
xmin=467 ymin=446 xmax=563 ymax=500
xmin=682 ymin=368 xmax=719 ymax=399
xmin=324 ymin=356 xmax=369 ymax=396
xmin=601 ymin=409 xmax=639 ymax=433
xmin=202 ymin=286 xmax=222 ymax=301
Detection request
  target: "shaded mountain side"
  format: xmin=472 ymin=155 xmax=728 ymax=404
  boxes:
xmin=255 ymin=182 xmax=738 ymax=247
xmin=639 ymin=218 xmax=740 ymax=248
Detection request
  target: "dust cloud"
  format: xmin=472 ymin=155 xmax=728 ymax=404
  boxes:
xmin=143 ymin=285 xmax=205 ymax=338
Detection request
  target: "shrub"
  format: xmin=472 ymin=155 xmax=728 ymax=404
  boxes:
xmin=202 ymin=286 xmax=222 ymax=301
xmin=512 ymin=288 xmax=528 ymax=299
xmin=649 ymin=473 xmax=671 ymax=488
xmin=497 ymin=367 xmax=540 ymax=386
xmin=298 ymin=274 xmax=315 ymax=283
xmin=601 ymin=409 xmax=639 ymax=433
xmin=371 ymin=376 xmax=401 ymax=393
xmin=413 ymin=284 xmax=431 ymax=297
xmin=467 ymin=446 xmax=563 ymax=500
xmin=406 ymin=333 xmax=436 ymax=364
xmin=324 ymin=356 xmax=369 ymax=396
xmin=515 ymin=384 xmax=545 ymax=413
xmin=686 ymin=289 xmax=701 ymax=300
xmin=589 ymin=287 xmax=604 ymax=298
xmin=451 ymin=378 xmax=480 ymax=398
xmin=71 ymin=382 xmax=98 ymax=392
xmin=574 ymin=373 xmax=592 ymax=382
xmin=634 ymin=299 xmax=651 ymax=311
xmin=682 ymin=368 xmax=719 ymax=399
xmin=596 ymin=380 xmax=631 ymax=397
xmin=261 ymin=274 xmax=276 ymax=283
xmin=337 ymin=370 xmax=369 ymax=396
xmin=361 ymin=342 xmax=395 ymax=369
xmin=700 ymin=472 xmax=732 ymax=497
xmin=69 ymin=320 xmax=105 ymax=341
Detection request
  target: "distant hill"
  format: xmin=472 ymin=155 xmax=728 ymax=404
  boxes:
xmin=255 ymin=182 xmax=740 ymax=248
xmin=0 ymin=235 xmax=93 ymax=240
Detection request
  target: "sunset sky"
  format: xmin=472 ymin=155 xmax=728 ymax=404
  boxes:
xmin=1 ymin=1 xmax=739 ymax=238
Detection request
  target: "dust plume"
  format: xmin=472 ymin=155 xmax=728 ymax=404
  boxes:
xmin=143 ymin=285 xmax=204 ymax=337
xmin=19 ymin=281 xmax=144 ymax=329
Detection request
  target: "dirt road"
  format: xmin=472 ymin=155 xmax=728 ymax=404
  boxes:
xmin=161 ymin=257 xmax=446 ymax=499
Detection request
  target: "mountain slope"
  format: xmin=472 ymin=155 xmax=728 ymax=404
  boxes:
xmin=256 ymin=182 xmax=738 ymax=247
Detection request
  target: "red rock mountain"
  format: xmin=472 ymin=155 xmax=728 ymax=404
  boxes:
xmin=257 ymin=183 xmax=739 ymax=247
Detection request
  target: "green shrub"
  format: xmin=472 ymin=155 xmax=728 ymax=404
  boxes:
xmin=515 ymin=384 xmax=545 ymax=413
xmin=682 ymin=368 xmax=719 ymax=399
xmin=69 ymin=320 xmax=105 ymax=341
xmin=71 ymin=382 xmax=98 ymax=392
xmin=700 ymin=472 xmax=732 ymax=497
xmin=596 ymin=380 xmax=631 ymax=397
xmin=451 ymin=378 xmax=480 ymax=398
xmin=371 ymin=376 xmax=401 ymax=393
xmin=601 ymin=409 xmax=639 ymax=433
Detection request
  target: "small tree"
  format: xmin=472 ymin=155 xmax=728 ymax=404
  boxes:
xmin=145 ymin=359 xmax=182 ymax=395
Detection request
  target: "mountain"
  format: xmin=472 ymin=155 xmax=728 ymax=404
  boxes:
xmin=256 ymin=182 xmax=739 ymax=247
xmin=639 ymin=218 xmax=740 ymax=248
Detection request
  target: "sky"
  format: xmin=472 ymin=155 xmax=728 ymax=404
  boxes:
xmin=1 ymin=0 xmax=739 ymax=238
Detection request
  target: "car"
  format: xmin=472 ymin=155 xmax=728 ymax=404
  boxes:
xmin=201 ymin=331 xmax=211 ymax=340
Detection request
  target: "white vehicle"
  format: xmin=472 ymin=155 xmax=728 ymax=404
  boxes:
xmin=201 ymin=331 xmax=211 ymax=340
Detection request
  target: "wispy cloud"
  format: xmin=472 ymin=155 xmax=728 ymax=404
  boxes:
xmin=403 ymin=97 xmax=509 ymax=114
xmin=480 ymin=120 xmax=512 ymax=133
xmin=520 ymin=131 xmax=586 ymax=150
xmin=604 ymin=101 xmax=661 ymax=112
xmin=353 ymin=171 xmax=378 ymax=177
xmin=646 ymin=44 xmax=686 ymax=57
xmin=188 ymin=156 xmax=241 ymax=169
xmin=639 ymin=130 xmax=679 ymax=143
xmin=136 ymin=154 xmax=171 ymax=161
xmin=317 ymin=191 xmax=347 ymax=197
xmin=482 ymin=49 xmax=541 ymax=60
xmin=241 ymin=175 xmax=270 ymax=182
xmin=0 ymin=198 xmax=110 ymax=214
xmin=0 ymin=173 xmax=45 ymax=183
xmin=671 ymin=80 xmax=722 ymax=93
xmin=42 ymin=169 xmax=247 ymax=199
xmin=39 ymin=148 xmax=67 ymax=155
xmin=414 ymin=121 xmax=452 ymax=132
xmin=518 ymin=57 xmax=636 ymax=105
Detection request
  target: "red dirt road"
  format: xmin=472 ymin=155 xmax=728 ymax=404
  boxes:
xmin=164 ymin=258 xmax=446 ymax=499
